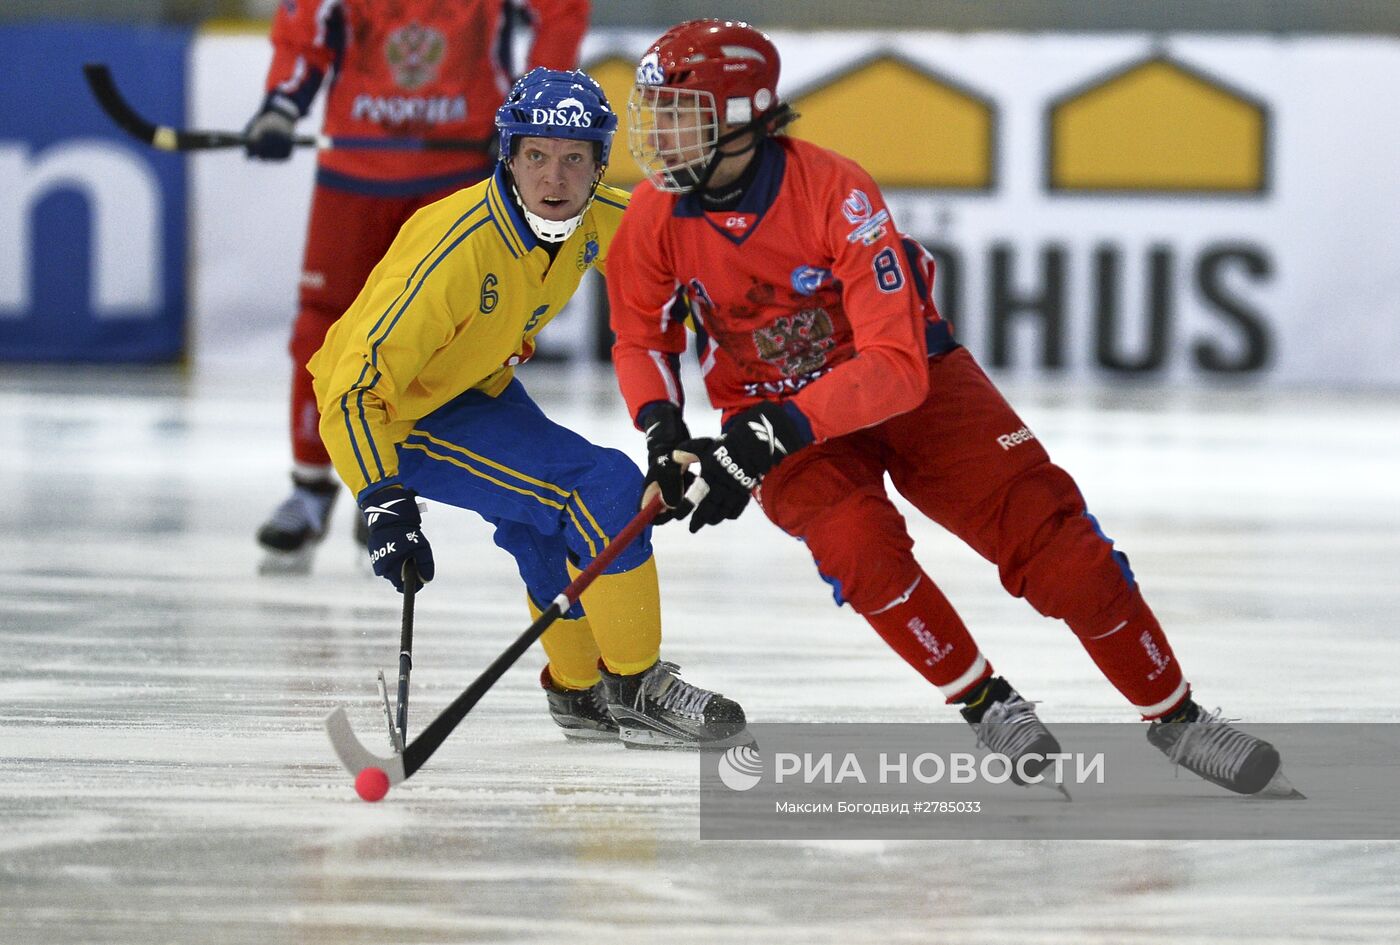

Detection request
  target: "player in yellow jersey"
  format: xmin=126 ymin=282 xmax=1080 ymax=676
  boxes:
xmin=309 ymin=69 xmax=747 ymax=749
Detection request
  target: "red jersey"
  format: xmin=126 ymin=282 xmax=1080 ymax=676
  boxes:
xmin=609 ymin=136 xmax=952 ymax=443
xmin=262 ymin=0 xmax=588 ymax=187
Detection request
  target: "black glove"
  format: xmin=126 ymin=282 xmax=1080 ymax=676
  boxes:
xmin=243 ymin=96 xmax=298 ymax=161
xmin=359 ymin=484 xmax=435 ymax=592
xmin=639 ymin=402 xmax=696 ymax=524
xmin=676 ymin=401 xmax=807 ymax=533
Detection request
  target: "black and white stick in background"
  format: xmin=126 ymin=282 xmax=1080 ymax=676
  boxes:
xmin=82 ymin=64 xmax=491 ymax=154
xmin=329 ymin=480 xmax=708 ymax=801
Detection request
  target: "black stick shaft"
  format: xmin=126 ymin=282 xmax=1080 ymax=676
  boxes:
xmin=396 ymin=560 xmax=419 ymax=745
xmin=401 ymin=497 xmax=662 ymax=777
xmin=83 ymin=64 xmax=489 ymax=153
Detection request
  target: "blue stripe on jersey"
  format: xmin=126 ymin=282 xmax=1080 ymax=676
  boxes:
xmin=337 ymin=358 xmax=380 ymax=485
xmin=690 ymin=314 xmax=710 ymax=365
xmin=924 ymin=320 xmax=957 ymax=356
xmin=594 ymin=193 xmax=627 ymax=211
xmin=278 ymin=67 xmax=325 ymax=116
xmin=340 ymin=386 xmax=382 ymax=485
xmin=901 ymin=237 xmax=930 ymax=301
xmin=666 ymin=352 xmax=684 ymax=409
xmin=341 ymin=203 xmax=493 ymax=484
xmin=357 ymin=377 xmax=389 ymax=481
xmin=489 ymin=165 xmax=538 ymax=254
xmin=367 ymin=214 xmax=494 ymax=368
xmin=484 ymin=178 xmax=525 ymax=258
xmin=899 ymin=238 xmax=958 ymax=357
xmin=488 ymin=214 xmax=520 ymax=259
xmin=363 ymin=200 xmax=489 ymax=358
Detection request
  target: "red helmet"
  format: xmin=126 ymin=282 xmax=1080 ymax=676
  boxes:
xmin=639 ymin=19 xmax=782 ymax=127
xmin=628 ymin=20 xmax=786 ymax=193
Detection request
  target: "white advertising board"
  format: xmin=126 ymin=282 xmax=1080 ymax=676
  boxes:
xmin=189 ymin=29 xmax=1400 ymax=388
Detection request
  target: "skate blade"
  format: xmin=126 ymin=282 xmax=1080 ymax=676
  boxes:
xmin=1253 ymin=767 xmax=1306 ymax=799
xmin=619 ymin=725 xmax=756 ymax=752
xmin=258 ymin=548 xmax=314 ymax=575
xmin=559 ymin=727 xmax=621 ymax=742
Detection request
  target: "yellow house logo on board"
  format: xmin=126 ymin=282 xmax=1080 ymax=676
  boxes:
xmin=585 ymin=49 xmax=1268 ymax=196
xmin=789 ymin=55 xmax=995 ymax=190
xmin=1048 ymin=55 xmax=1269 ymax=194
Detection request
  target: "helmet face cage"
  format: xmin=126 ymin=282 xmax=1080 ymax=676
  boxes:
xmin=627 ymin=20 xmax=783 ymax=193
xmin=627 ymin=85 xmax=719 ymax=194
xmin=495 ymin=67 xmax=618 ymax=168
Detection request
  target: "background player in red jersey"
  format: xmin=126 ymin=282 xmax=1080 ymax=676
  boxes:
xmin=246 ymin=0 xmax=590 ymax=572
xmin=608 ymin=19 xmax=1294 ymax=796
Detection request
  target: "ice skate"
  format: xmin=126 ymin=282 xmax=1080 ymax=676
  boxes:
xmin=540 ymin=666 xmax=619 ymax=741
xmin=961 ymin=676 xmax=1070 ymax=799
xmin=256 ymin=475 xmax=339 ymax=574
xmin=600 ymin=660 xmax=750 ymax=750
xmin=1147 ymin=699 xmax=1304 ymax=797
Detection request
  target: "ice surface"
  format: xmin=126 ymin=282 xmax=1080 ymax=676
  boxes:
xmin=2 ymin=362 xmax=1398 ymax=944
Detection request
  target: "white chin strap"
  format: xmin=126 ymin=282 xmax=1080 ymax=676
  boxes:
xmin=511 ymin=182 xmax=586 ymax=243
xmin=523 ymin=206 xmax=584 ymax=243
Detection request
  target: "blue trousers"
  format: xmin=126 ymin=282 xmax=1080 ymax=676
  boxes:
xmin=396 ymin=379 xmax=650 ymax=618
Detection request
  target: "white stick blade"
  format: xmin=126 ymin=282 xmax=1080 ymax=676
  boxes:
xmin=325 ymin=706 xmax=407 ymax=784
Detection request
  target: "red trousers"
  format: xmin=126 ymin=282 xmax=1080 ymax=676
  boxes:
xmin=288 ymin=180 xmax=471 ymax=467
xmin=756 ymin=347 xmax=1188 ymax=719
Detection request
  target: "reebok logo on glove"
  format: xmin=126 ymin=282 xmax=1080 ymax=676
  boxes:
xmin=363 ymin=497 xmax=410 ymax=526
xmin=359 ymin=484 xmax=434 ymax=592
xmin=715 ymin=444 xmax=759 ymax=489
xmin=369 ymin=530 xmax=422 ymax=565
xmin=746 ymin=414 xmax=788 ymax=457
xmin=676 ymin=401 xmax=811 ymax=533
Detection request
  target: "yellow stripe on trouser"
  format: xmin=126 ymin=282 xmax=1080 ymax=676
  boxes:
xmin=401 ymin=442 xmax=566 ymax=509
xmin=401 ymin=436 xmax=606 ymax=557
xmin=533 ymin=598 xmax=603 ymax=690
xmin=572 ymin=555 xmax=662 ymax=677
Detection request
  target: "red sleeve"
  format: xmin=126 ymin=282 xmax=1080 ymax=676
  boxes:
xmin=788 ymin=159 xmax=929 ymax=441
xmin=607 ymin=188 xmax=690 ymax=426
xmin=262 ymin=0 xmax=342 ymax=114
xmin=521 ymin=0 xmax=590 ymax=71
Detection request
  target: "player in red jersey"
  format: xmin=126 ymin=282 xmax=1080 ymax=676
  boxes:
xmin=246 ymin=0 xmax=590 ymax=571
xmin=608 ymin=19 xmax=1294 ymax=796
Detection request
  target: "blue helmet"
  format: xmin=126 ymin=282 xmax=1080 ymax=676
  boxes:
xmin=495 ymin=67 xmax=618 ymax=165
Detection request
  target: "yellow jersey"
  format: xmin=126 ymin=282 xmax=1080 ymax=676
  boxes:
xmin=309 ymin=166 xmax=630 ymax=497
